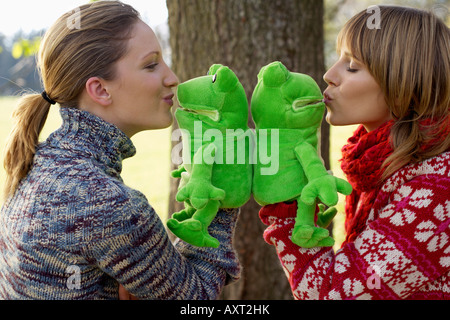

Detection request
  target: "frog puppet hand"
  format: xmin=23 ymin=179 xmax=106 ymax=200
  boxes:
xmin=167 ymin=143 xmax=226 ymax=248
xmin=300 ymin=174 xmax=353 ymax=208
xmin=292 ymin=141 xmax=352 ymax=247
xmin=175 ymin=143 xmax=226 ymax=210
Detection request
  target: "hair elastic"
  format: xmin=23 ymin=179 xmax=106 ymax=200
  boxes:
xmin=41 ymin=91 xmax=56 ymax=105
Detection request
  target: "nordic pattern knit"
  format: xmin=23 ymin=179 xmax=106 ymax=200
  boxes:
xmin=259 ymin=151 xmax=450 ymax=299
xmin=0 ymin=107 xmax=241 ymax=300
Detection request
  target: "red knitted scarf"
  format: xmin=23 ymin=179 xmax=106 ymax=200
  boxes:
xmin=340 ymin=121 xmax=394 ymax=245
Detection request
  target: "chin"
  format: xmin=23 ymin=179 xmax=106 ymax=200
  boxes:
xmin=151 ymin=117 xmax=173 ymax=130
xmin=325 ymin=112 xmax=334 ymax=126
xmin=162 ymin=114 xmax=174 ymax=128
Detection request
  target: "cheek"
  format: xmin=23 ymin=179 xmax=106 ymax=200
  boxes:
xmin=343 ymin=75 xmax=384 ymax=108
xmin=341 ymin=77 xmax=369 ymax=101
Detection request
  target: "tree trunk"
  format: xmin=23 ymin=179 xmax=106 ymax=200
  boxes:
xmin=167 ymin=0 xmax=326 ymax=300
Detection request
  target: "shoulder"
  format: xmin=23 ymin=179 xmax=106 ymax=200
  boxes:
xmin=372 ymin=152 xmax=449 ymax=222
xmin=381 ymin=151 xmax=450 ymax=195
xmin=33 ymin=153 xmax=155 ymax=241
xmin=372 ymin=152 xmax=450 ymax=230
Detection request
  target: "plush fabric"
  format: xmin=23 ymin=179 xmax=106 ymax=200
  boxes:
xmin=251 ymin=61 xmax=352 ymax=248
xmin=167 ymin=64 xmax=252 ymax=248
xmin=0 ymin=107 xmax=240 ymax=299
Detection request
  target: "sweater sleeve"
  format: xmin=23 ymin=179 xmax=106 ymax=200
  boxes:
xmin=259 ymin=174 xmax=450 ymax=300
xmin=82 ymin=180 xmax=241 ymax=300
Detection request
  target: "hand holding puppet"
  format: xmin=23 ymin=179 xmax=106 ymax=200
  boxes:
xmin=167 ymin=64 xmax=253 ymax=248
xmin=251 ymin=61 xmax=352 ymax=248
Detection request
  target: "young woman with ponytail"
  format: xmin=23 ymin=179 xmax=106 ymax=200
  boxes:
xmin=0 ymin=1 xmax=240 ymax=299
xmin=259 ymin=6 xmax=450 ymax=299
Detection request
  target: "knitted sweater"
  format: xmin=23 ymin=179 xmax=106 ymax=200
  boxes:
xmin=260 ymin=151 xmax=450 ymax=299
xmin=0 ymin=107 xmax=241 ymax=300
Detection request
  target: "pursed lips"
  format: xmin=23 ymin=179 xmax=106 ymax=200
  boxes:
xmin=163 ymin=93 xmax=175 ymax=106
xmin=323 ymin=91 xmax=333 ymax=106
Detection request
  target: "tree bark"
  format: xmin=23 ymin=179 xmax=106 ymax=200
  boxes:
xmin=167 ymin=0 xmax=326 ymax=300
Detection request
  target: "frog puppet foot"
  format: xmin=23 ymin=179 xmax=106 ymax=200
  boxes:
xmin=291 ymin=224 xmax=335 ymax=248
xmin=167 ymin=218 xmax=220 ymax=248
xmin=170 ymin=206 xmax=196 ymax=222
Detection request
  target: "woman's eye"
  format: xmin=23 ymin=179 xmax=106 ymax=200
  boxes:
xmin=145 ymin=63 xmax=158 ymax=70
xmin=346 ymin=67 xmax=358 ymax=73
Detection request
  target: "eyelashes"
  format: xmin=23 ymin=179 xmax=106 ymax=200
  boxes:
xmin=145 ymin=63 xmax=158 ymax=70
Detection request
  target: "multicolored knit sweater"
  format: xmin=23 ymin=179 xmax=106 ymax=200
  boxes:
xmin=0 ymin=107 xmax=241 ymax=300
xmin=260 ymin=125 xmax=450 ymax=300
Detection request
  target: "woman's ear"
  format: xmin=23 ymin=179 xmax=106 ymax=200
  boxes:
xmin=85 ymin=77 xmax=112 ymax=106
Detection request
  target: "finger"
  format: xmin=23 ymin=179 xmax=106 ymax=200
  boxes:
xmin=336 ymin=178 xmax=353 ymax=195
xmin=318 ymin=190 xmax=338 ymax=207
xmin=210 ymin=187 xmax=225 ymax=201
xmin=300 ymin=185 xmax=318 ymax=205
xmin=316 ymin=207 xmax=337 ymax=228
xmin=176 ymin=187 xmax=189 ymax=202
xmin=171 ymin=170 xmax=181 ymax=178
xmin=191 ymin=197 xmax=208 ymax=209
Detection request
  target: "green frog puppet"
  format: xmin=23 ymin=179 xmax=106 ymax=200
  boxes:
xmin=167 ymin=64 xmax=253 ymax=248
xmin=251 ymin=61 xmax=352 ymax=248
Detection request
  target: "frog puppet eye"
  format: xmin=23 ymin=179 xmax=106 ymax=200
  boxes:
xmin=212 ymin=66 xmax=238 ymax=92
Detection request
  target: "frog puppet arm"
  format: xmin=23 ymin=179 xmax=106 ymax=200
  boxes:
xmin=167 ymin=64 xmax=252 ymax=248
xmin=251 ymin=61 xmax=352 ymax=248
xmin=167 ymin=143 xmax=225 ymax=248
xmin=175 ymin=143 xmax=225 ymax=210
xmin=292 ymin=141 xmax=353 ymax=248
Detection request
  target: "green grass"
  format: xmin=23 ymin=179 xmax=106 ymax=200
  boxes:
xmin=0 ymin=96 xmax=356 ymax=250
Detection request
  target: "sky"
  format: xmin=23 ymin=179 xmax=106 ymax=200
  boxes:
xmin=0 ymin=0 xmax=168 ymax=38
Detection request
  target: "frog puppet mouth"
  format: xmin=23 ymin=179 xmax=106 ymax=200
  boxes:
xmin=291 ymin=97 xmax=324 ymax=112
xmin=177 ymin=104 xmax=220 ymax=122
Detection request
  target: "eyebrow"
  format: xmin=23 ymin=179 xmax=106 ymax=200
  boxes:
xmin=343 ymin=50 xmax=363 ymax=64
xmin=141 ymin=51 xmax=160 ymax=61
xmin=343 ymin=51 xmax=353 ymax=58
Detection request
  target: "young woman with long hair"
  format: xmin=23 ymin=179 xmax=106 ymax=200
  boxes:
xmin=260 ymin=6 xmax=450 ymax=299
xmin=0 ymin=1 xmax=240 ymax=299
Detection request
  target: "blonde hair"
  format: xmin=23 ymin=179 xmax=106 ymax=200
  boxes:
xmin=3 ymin=1 xmax=140 ymax=200
xmin=337 ymin=6 xmax=450 ymax=179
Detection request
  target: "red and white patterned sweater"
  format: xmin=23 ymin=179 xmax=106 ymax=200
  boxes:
xmin=260 ymin=151 xmax=450 ymax=300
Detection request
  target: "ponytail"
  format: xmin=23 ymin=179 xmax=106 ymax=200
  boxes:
xmin=2 ymin=94 xmax=51 ymax=200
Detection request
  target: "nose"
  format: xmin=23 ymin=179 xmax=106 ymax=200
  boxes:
xmin=323 ymin=63 xmax=338 ymax=87
xmin=164 ymin=65 xmax=179 ymax=88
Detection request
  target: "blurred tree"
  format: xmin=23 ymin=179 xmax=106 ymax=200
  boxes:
xmin=11 ymin=37 xmax=41 ymax=59
xmin=0 ymin=31 xmax=43 ymax=95
xmin=167 ymin=0 xmax=326 ymax=300
xmin=8 ymin=0 xmax=102 ymax=59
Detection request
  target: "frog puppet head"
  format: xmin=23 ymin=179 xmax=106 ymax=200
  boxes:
xmin=251 ymin=61 xmax=325 ymax=130
xmin=175 ymin=64 xmax=249 ymax=132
